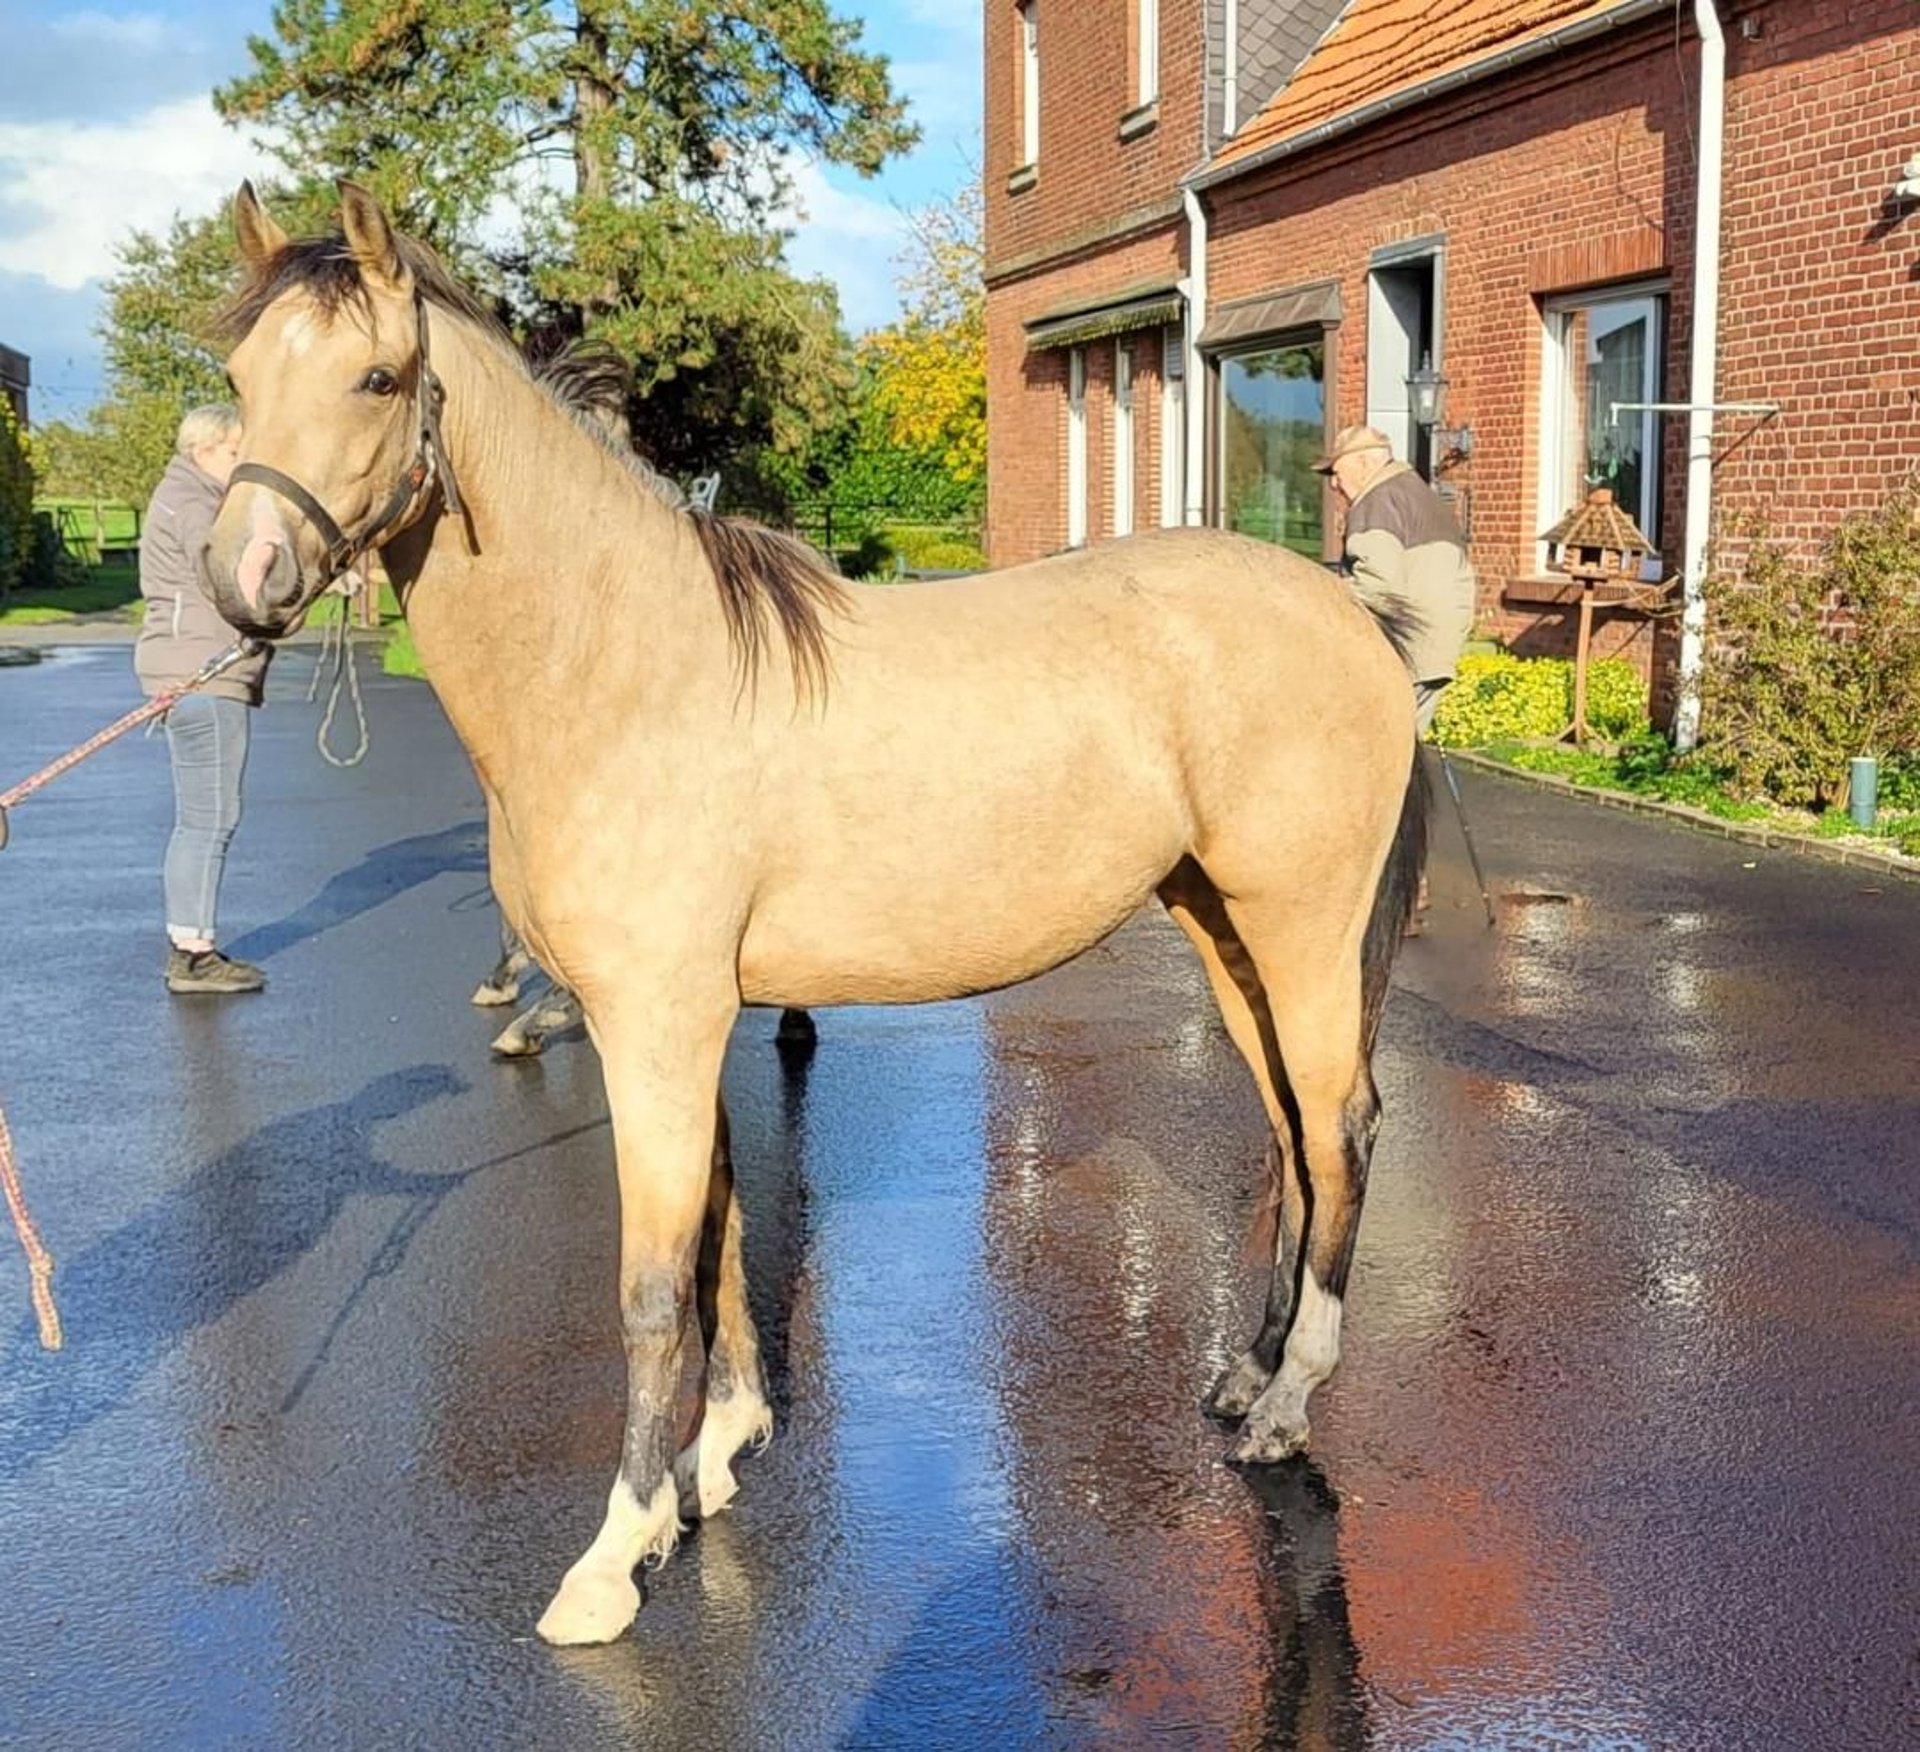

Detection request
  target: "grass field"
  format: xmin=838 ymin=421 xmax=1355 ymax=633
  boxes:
xmin=0 ymin=565 xmax=142 ymax=625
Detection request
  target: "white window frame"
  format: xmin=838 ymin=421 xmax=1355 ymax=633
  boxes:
xmin=1538 ymin=282 xmax=1667 ymax=580
xmin=1112 ymin=340 xmax=1135 ymax=537
xmin=1160 ymin=326 xmax=1185 ymax=528
xmin=1019 ymin=3 xmax=1040 ymax=168
xmin=1137 ymin=0 xmax=1159 ymax=106
xmin=1066 ymin=346 xmax=1087 ymax=548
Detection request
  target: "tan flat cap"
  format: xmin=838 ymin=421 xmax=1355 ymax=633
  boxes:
xmin=1312 ymin=423 xmax=1395 ymax=473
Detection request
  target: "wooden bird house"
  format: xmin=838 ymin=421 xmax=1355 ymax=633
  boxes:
xmin=1538 ymin=488 xmax=1663 ymax=745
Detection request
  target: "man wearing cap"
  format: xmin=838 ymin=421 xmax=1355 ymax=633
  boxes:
xmin=1315 ymin=423 xmax=1477 ymax=736
xmin=1317 ymin=423 xmax=1476 ymax=931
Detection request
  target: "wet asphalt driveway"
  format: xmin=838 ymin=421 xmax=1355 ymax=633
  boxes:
xmin=1 ymin=643 xmax=1915 ymax=1750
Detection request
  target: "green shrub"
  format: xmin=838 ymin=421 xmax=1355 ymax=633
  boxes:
xmin=1703 ymin=488 xmax=1920 ymax=807
xmin=1430 ymin=651 xmax=1647 ymax=747
xmin=1585 ymin=658 xmax=1653 ymax=740
xmin=1878 ymin=754 xmax=1920 ymax=812
xmin=884 ymin=522 xmax=984 ymax=573
xmin=0 ymin=403 xmax=34 ymax=599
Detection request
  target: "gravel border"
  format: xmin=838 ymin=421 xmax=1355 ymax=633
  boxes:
xmin=1447 ymin=749 xmax=1920 ymax=886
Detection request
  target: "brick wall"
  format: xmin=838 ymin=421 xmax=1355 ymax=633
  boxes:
xmin=986 ymin=227 xmax=1185 ymax=560
xmin=1713 ymin=0 xmax=1920 ymax=560
xmin=1203 ymin=16 xmax=1699 ymax=689
xmin=983 ymin=0 xmax=1920 ymax=726
xmin=986 ymin=0 xmax=1207 ymax=271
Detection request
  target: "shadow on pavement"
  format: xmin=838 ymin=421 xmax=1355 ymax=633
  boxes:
xmin=225 ymin=820 xmax=489 ymax=963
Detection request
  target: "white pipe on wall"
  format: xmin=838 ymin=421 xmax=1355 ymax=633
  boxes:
xmin=1675 ymin=0 xmax=1727 ymax=751
xmin=1182 ymin=186 xmax=1209 ymax=526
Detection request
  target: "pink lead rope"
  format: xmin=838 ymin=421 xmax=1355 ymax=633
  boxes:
xmin=0 ymin=637 xmax=261 ymax=1349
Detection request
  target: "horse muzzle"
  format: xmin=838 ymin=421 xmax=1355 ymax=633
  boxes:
xmin=200 ymin=530 xmax=317 ymax=639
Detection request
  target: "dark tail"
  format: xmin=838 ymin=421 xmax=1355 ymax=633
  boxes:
xmin=1360 ymin=746 xmax=1429 ymax=1051
xmin=1351 ymin=590 xmax=1431 ymax=1050
xmin=1359 ymin=725 xmax=1436 ymax=1051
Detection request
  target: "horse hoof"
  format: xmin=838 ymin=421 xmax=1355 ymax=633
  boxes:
xmin=471 ymin=979 xmax=519 ymax=1007
xmin=490 ymin=1025 xmax=545 ymax=1058
xmin=1230 ymin=1419 xmax=1311 ymax=1467
xmin=536 ymin=1568 xmax=641 ymax=1646
xmin=1206 ymin=1360 xmax=1271 ymax=1421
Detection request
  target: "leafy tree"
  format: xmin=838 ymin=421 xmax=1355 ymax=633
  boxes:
xmin=857 ymin=178 xmax=985 ymax=489
xmin=212 ymin=1 xmax=918 ymax=479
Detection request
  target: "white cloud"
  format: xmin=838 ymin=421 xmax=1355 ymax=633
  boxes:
xmin=49 ymin=10 xmax=170 ymax=53
xmin=0 ymin=96 xmax=274 ymax=290
xmin=777 ymin=158 xmax=915 ymax=334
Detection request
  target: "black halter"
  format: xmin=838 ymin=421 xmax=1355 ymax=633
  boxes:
xmin=229 ymin=297 xmax=475 ymax=579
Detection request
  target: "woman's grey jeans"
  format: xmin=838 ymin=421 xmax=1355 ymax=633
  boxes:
xmin=163 ymin=694 xmax=251 ymax=946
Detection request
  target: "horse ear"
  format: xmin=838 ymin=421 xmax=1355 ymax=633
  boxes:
xmin=233 ymin=181 xmax=288 ymax=271
xmin=338 ymin=180 xmax=413 ymax=298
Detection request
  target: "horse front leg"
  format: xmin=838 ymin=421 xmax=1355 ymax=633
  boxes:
xmin=674 ymin=1095 xmax=773 ymax=1518
xmin=472 ymin=918 xmax=534 ymax=1006
xmin=489 ymin=980 xmax=585 ymax=1057
xmin=535 ymin=984 xmax=738 ymax=1646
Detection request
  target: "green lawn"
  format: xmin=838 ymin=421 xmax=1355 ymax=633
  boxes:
xmin=0 ymin=565 xmax=142 ymax=625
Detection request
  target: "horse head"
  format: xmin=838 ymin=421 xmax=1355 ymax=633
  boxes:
xmin=204 ymin=182 xmax=456 ymax=638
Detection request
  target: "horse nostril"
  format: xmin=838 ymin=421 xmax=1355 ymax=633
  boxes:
xmin=235 ymin=534 xmax=291 ymax=615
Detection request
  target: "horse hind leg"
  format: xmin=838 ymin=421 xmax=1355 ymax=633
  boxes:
xmin=1158 ymin=861 xmax=1303 ymax=1420
xmin=1221 ymin=896 xmax=1381 ymax=1465
xmin=673 ymin=1095 xmax=773 ymax=1519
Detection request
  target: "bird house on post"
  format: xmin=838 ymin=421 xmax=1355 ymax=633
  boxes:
xmin=1540 ymin=487 xmax=1658 ymax=745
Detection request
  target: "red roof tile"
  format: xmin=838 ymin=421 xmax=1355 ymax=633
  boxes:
xmin=1214 ymin=0 xmax=1632 ymax=168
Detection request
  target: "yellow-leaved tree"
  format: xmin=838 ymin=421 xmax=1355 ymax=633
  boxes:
xmin=859 ymin=178 xmax=985 ymax=485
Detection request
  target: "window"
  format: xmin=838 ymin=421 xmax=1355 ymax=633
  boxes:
xmin=1540 ymin=287 xmax=1666 ymax=575
xmin=1161 ymin=326 xmax=1186 ymax=527
xmin=1067 ymin=347 xmax=1087 ymax=547
xmin=1112 ymin=341 xmax=1135 ymax=537
xmin=1218 ymin=336 xmax=1326 ymax=560
xmin=1137 ymin=0 xmax=1159 ymax=106
xmin=1019 ymin=3 xmax=1040 ymax=168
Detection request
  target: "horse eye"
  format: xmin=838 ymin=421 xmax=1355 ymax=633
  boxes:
xmin=361 ymin=368 xmax=400 ymax=397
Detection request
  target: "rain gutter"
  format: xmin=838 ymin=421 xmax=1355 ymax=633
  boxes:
xmin=1181 ymin=187 xmax=1208 ymax=526
xmin=1674 ymin=0 xmax=1726 ymax=753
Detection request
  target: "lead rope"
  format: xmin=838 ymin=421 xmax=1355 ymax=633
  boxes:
xmin=0 ymin=637 xmax=257 ymax=1343
xmin=0 ymin=1105 xmax=60 ymax=1350
xmin=305 ymin=603 xmax=371 ymax=768
xmin=0 ymin=637 xmax=260 ymax=1351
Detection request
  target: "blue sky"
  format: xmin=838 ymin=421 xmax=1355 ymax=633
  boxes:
xmin=0 ymin=2 xmax=982 ymax=422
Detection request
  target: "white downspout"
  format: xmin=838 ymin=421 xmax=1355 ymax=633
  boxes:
xmin=1182 ymin=186 xmax=1208 ymax=526
xmin=1675 ymin=0 xmax=1726 ymax=751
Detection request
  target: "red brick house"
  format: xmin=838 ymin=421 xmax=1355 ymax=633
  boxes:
xmin=983 ymin=0 xmax=1920 ymax=738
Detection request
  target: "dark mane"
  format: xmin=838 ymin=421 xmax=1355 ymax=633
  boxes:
xmin=531 ymin=344 xmax=845 ymax=701
xmin=688 ymin=517 xmax=845 ymax=703
xmin=216 ymin=232 xmax=504 ymax=349
xmin=220 ymin=234 xmax=847 ymax=699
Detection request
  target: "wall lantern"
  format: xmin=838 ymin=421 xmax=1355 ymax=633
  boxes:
xmin=1406 ymin=354 xmax=1474 ymax=461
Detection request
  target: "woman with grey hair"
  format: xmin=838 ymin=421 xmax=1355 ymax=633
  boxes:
xmin=134 ymin=404 xmax=273 ymax=993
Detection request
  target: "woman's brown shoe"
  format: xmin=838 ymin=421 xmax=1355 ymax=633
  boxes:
xmin=165 ymin=948 xmax=267 ymax=994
